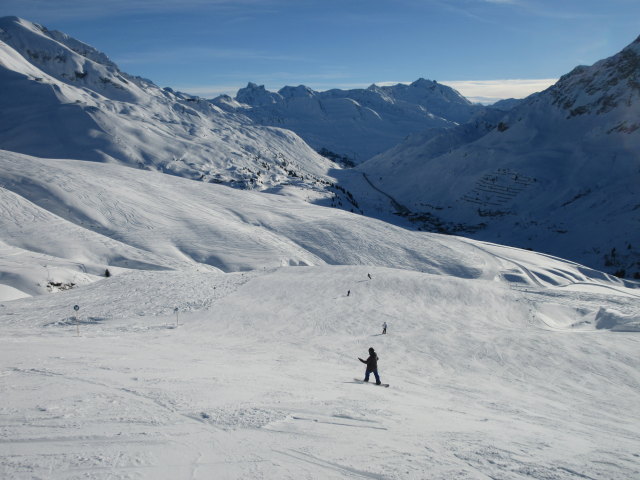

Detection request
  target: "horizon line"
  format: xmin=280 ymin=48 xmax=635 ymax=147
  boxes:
xmin=173 ymin=77 xmax=559 ymax=103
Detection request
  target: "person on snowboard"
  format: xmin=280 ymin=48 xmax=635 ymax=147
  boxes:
xmin=358 ymin=347 xmax=382 ymax=385
xmin=382 ymin=321 xmax=387 ymax=334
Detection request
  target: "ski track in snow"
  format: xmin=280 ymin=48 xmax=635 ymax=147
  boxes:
xmin=1 ymin=265 xmax=639 ymax=479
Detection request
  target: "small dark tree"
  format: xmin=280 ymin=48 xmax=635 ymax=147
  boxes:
xmin=497 ymin=122 xmax=509 ymax=132
xmin=613 ymin=269 xmax=626 ymax=278
xmin=105 ymin=269 xmax=111 ymax=278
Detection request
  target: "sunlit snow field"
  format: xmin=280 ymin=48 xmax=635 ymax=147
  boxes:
xmin=1 ymin=151 xmax=639 ymax=479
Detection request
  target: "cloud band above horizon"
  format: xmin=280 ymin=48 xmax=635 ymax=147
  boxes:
xmin=440 ymin=78 xmax=558 ymax=104
xmin=178 ymin=78 xmax=558 ymax=104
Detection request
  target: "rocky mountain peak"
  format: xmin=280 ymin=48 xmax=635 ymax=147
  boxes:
xmin=0 ymin=16 xmax=151 ymax=102
xmin=278 ymin=84 xmax=316 ymax=99
xmin=410 ymin=78 xmax=438 ymax=89
xmin=236 ymin=82 xmax=283 ymax=106
xmin=548 ymin=34 xmax=640 ymax=118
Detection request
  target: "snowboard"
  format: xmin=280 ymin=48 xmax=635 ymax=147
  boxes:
xmin=354 ymin=378 xmax=389 ymax=387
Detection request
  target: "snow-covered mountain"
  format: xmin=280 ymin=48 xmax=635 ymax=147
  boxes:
xmin=490 ymin=97 xmax=523 ymax=111
xmin=212 ymin=79 xmax=485 ymax=162
xmin=0 ymin=16 xmax=338 ymax=194
xmin=1 ymin=14 xmax=638 ymax=279
xmin=358 ymin=35 xmax=640 ymax=278
xmin=1 ymin=17 xmax=639 ymax=479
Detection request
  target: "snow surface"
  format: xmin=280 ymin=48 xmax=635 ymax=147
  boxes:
xmin=1 ymin=148 xmax=639 ymax=479
xmin=1 ymin=267 xmax=639 ymax=479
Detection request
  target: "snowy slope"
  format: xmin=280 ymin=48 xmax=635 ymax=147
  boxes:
xmin=0 ymin=148 xmax=520 ymax=301
xmin=359 ymin=35 xmax=640 ymax=278
xmin=212 ymin=79 xmax=485 ymax=162
xmin=1 ymin=148 xmax=639 ymax=479
xmin=1 ymin=264 xmax=639 ymax=478
xmin=0 ymin=16 xmax=336 ymax=192
xmin=4 ymin=147 xmax=636 ymax=300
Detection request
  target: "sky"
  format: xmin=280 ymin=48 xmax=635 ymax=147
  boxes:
xmin=1 ymin=0 xmax=639 ymax=103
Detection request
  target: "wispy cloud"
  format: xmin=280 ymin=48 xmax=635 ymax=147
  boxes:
xmin=369 ymin=78 xmax=557 ymax=101
xmin=175 ymin=72 xmax=359 ymax=98
xmin=173 ymin=84 xmax=243 ymax=98
xmin=373 ymin=78 xmax=557 ymax=102
xmin=440 ymin=78 xmax=558 ymax=102
xmin=177 ymin=78 xmax=558 ymax=101
xmin=481 ymin=0 xmax=520 ymax=4
xmin=116 ymin=47 xmax=309 ymax=66
xmin=2 ymin=0 xmax=276 ymax=22
xmin=480 ymin=0 xmax=612 ymax=20
xmin=437 ymin=0 xmax=611 ymax=22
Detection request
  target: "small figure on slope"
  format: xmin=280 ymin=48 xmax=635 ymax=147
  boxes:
xmin=382 ymin=321 xmax=387 ymax=334
xmin=347 ymin=290 xmax=351 ymax=297
xmin=358 ymin=347 xmax=382 ymax=385
xmin=367 ymin=273 xmax=372 ymax=280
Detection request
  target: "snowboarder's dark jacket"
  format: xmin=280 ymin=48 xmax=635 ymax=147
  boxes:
xmin=360 ymin=353 xmax=378 ymax=371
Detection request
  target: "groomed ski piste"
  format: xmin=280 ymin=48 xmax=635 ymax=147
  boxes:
xmin=1 ymin=149 xmax=639 ymax=479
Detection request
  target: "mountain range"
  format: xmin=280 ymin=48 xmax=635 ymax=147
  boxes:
xmin=210 ymin=37 xmax=639 ymax=277
xmin=0 ymin=16 xmax=337 ymax=194
xmin=357 ymin=35 xmax=640 ymax=277
xmin=212 ymin=79 xmax=488 ymax=163
xmin=0 ymin=15 xmax=638 ymax=281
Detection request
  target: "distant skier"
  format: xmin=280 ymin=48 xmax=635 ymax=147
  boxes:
xmin=382 ymin=321 xmax=387 ymax=334
xmin=358 ymin=347 xmax=381 ymax=385
xmin=367 ymin=273 xmax=372 ymax=280
xmin=347 ymin=290 xmax=351 ymax=297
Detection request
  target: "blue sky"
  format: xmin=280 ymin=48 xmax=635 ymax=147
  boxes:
xmin=2 ymin=0 xmax=639 ymax=102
